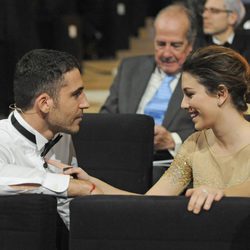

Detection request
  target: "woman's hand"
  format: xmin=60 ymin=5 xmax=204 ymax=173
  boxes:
xmin=47 ymin=159 xmax=103 ymax=195
xmin=185 ymin=186 xmax=224 ymax=214
xmin=47 ymin=159 xmax=90 ymax=180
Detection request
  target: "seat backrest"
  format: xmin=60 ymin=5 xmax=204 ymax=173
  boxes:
xmin=72 ymin=113 xmax=154 ymax=193
xmin=0 ymin=194 xmax=58 ymax=250
xmin=70 ymin=195 xmax=250 ymax=250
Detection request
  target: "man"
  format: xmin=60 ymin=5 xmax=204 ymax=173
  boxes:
xmin=0 ymin=49 xmax=101 ymax=229
xmin=201 ymin=0 xmax=250 ymax=62
xmin=100 ymin=3 xmax=196 ymax=159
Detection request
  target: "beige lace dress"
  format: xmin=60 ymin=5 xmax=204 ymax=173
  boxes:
xmin=162 ymin=129 xmax=250 ymax=193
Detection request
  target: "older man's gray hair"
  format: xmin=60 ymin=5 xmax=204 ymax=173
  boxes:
xmin=224 ymin=0 xmax=246 ymax=27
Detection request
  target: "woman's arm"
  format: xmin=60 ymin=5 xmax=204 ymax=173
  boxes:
xmin=146 ymin=159 xmax=192 ymax=196
xmin=89 ymin=176 xmax=135 ymax=195
xmin=47 ymin=159 xmax=135 ymax=195
xmin=48 ymin=151 xmax=192 ymax=196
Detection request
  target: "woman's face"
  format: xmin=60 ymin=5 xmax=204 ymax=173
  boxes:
xmin=181 ymin=72 xmax=220 ymax=130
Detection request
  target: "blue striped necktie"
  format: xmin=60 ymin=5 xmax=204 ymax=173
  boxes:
xmin=144 ymin=75 xmax=174 ymax=125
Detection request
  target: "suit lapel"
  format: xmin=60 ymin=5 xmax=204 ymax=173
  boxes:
xmin=128 ymin=57 xmax=156 ymax=112
xmin=231 ymin=32 xmax=245 ymax=53
xmin=162 ymin=78 xmax=183 ymax=127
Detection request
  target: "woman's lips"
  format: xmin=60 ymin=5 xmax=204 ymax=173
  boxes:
xmin=190 ymin=111 xmax=199 ymax=120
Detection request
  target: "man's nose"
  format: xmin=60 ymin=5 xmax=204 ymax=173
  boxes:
xmin=202 ymin=9 xmax=210 ymax=18
xmin=80 ymin=94 xmax=90 ymax=109
xmin=162 ymin=44 xmax=173 ymax=57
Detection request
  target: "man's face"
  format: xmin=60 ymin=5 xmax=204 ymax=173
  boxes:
xmin=202 ymin=0 xmax=234 ymax=36
xmin=47 ymin=68 xmax=89 ymax=134
xmin=154 ymin=13 xmax=193 ymax=75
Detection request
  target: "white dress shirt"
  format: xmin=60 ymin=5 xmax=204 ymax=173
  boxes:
xmin=0 ymin=110 xmax=77 ymax=228
xmin=136 ymin=67 xmax=182 ymax=156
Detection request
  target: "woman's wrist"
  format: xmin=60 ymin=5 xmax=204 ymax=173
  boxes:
xmin=89 ymin=183 xmax=96 ymax=194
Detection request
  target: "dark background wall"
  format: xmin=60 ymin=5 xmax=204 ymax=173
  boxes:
xmin=0 ymin=0 xmax=172 ymax=116
xmin=0 ymin=0 xmax=249 ymax=116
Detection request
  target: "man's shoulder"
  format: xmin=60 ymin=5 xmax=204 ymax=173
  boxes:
xmin=0 ymin=117 xmax=11 ymax=133
xmin=0 ymin=118 xmax=17 ymax=144
xmin=119 ymin=55 xmax=156 ymax=74
xmin=235 ymin=28 xmax=250 ymax=35
xmin=121 ymin=54 xmax=155 ymax=65
xmin=234 ymin=29 xmax=250 ymax=41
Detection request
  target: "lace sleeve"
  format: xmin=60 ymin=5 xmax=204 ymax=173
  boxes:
xmin=161 ymin=131 xmax=200 ymax=190
xmin=163 ymin=153 xmax=192 ymax=188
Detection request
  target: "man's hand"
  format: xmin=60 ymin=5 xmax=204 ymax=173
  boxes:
xmin=154 ymin=125 xmax=175 ymax=150
xmin=185 ymin=185 xmax=224 ymax=214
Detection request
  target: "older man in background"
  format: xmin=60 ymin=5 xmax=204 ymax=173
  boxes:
xmin=100 ymin=3 xmax=196 ymax=160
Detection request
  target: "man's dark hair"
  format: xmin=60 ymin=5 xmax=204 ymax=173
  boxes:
xmin=14 ymin=49 xmax=82 ymax=111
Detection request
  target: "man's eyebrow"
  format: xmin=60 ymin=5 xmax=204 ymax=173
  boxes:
xmin=156 ymin=41 xmax=184 ymax=45
xmin=71 ymin=86 xmax=84 ymax=95
xmin=171 ymin=41 xmax=184 ymax=45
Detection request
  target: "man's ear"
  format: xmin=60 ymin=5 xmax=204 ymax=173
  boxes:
xmin=217 ymin=84 xmax=229 ymax=107
xmin=228 ymin=11 xmax=238 ymax=27
xmin=187 ymin=43 xmax=193 ymax=54
xmin=35 ymin=93 xmax=54 ymax=113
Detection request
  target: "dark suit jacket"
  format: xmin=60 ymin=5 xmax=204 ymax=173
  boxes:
xmin=202 ymin=29 xmax=250 ymax=63
xmin=100 ymin=55 xmax=195 ymax=142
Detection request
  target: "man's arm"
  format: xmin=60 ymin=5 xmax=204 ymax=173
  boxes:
xmin=9 ymin=178 xmax=101 ymax=196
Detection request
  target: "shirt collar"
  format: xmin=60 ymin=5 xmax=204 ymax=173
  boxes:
xmin=212 ymin=32 xmax=235 ymax=45
xmin=156 ymin=66 xmax=180 ymax=81
xmin=11 ymin=110 xmax=48 ymax=151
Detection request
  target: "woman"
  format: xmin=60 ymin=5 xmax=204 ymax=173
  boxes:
xmin=49 ymin=45 xmax=250 ymax=213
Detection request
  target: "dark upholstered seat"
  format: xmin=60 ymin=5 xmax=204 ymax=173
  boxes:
xmin=72 ymin=113 xmax=154 ymax=193
xmin=0 ymin=194 xmax=58 ymax=250
xmin=70 ymin=195 xmax=250 ymax=250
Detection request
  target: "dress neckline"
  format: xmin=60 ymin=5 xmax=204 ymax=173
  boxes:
xmin=203 ymin=129 xmax=250 ymax=158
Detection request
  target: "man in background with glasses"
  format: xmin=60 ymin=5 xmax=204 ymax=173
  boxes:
xmin=201 ymin=0 xmax=250 ymax=62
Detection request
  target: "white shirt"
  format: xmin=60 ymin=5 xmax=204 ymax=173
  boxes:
xmin=136 ymin=67 xmax=182 ymax=156
xmin=0 ymin=110 xmax=76 ymax=228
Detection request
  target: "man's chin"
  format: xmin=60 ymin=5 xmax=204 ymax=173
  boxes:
xmin=203 ymin=28 xmax=213 ymax=35
xmin=70 ymin=125 xmax=80 ymax=134
xmin=161 ymin=65 xmax=179 ymax=75
xmin=60 ymin=125 xmax=80 ymax=135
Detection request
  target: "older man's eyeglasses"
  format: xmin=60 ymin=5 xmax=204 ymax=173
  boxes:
xmin=200 ymin=7 xmax=233 ymax=15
